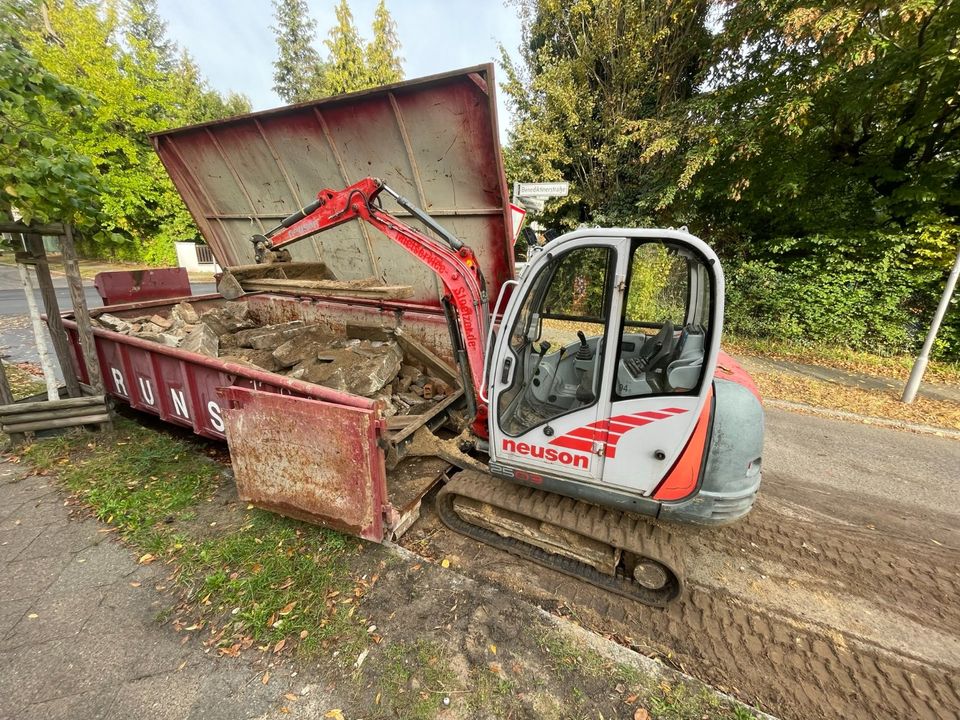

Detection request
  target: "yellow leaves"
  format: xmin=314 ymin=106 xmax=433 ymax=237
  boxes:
xmin=137 ymin=553 xmax=156 ymax=565
xmin=440 ymin=558 xmax=451 ymax=568
xmin=278 ymin=601 xmax=296 ymax=615
xmin=324 ymin=710 xmax=345 ymax=720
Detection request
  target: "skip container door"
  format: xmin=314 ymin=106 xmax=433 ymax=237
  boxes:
xmin=220 ymin=387 xmax=388 ymax=542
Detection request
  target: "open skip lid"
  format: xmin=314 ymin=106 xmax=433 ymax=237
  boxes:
xmin=150 ymin=64 xmax=515 ymax=310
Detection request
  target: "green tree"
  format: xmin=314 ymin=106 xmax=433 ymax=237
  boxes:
xmin=365 ymin=0 xmax=402 ymax=86
xmin=324 ymin=0 xmax=369 ymax=94
xmin=271 ymin=0 xmax=327 ymax=102
xmin=632 ymin=0 xmax=960 ymax=244
xmin=126 ymin=0 xmax=175 ymax=73
xmin=0 ymin=7 xmax=106 ymax=234
xmin=18 ymin=0 xmax=250 ymax=263
xmin=500 ymin=0 xmax=710 ymax=228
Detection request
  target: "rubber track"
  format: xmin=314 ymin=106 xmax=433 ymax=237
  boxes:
xmin=436 ymin=470 xmax=684 ymax=607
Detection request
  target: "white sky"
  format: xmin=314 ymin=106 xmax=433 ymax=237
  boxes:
xmin=155 ymin=0 xmax=524 ymax=140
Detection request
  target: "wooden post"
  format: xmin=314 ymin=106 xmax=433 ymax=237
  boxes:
xmin=60 ymin=224 xmax=104 ymax=393
xmin=0 ymin=361 xmax=26 ymax=445
xmin=16 ymin=259 xmax=59 ymax=400
xmin=22 ymin=233 xmax=82 ymax=398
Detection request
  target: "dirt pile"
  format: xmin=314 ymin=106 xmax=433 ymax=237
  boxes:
xmin=95 ymin=302 xmax=454 ymax=414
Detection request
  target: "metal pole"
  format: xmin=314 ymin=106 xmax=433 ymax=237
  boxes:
xmin=902 ymin=242 xmax=960 ymax=403
xmin=17 ymin=262 xmax=60 ymax=401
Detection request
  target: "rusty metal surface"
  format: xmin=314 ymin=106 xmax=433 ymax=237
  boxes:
xmin=221 ymin=387 xmax=387 ymax=542
xmin=93 ymin=268 xmax=193 ymax=305
xmin=151 ymin=65 xmax=513 ymax=311
xmin=61 ymin=292 xmax=454 ymax=440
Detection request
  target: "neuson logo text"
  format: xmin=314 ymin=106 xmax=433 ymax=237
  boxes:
xmin=501 ymin=439 xmax=589 ymax=469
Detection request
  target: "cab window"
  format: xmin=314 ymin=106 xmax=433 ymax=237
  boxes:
xmin=615 ymin=241 xmax=711 ymax=398
xmin=497 ymin=246 xmax=613 ymax=436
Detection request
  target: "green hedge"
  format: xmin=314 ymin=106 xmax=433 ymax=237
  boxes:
xmin=723 ymin=254 xmax=960 ymax=361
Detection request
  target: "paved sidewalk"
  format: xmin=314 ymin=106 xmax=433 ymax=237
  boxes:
xmin=0 ymin=463 xmax=293 ymax=720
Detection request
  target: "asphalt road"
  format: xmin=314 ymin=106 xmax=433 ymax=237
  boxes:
xmin=763 ymin=406 xmax=960 ymax=545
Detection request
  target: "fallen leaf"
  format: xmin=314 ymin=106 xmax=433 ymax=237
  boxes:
xmin=625 ymin=693 xmax=639 ymax=704
xmin=284 ymin=693 xmax=298 ymax=702
xmin=27 ymin=613 xmax=38 ymax=619
xmin=299 ymin=630 xmax=309 ymax=639
xmin=129 ymin=581 xmax=141 ymax=588
xmin=274 ymin=639 xmax=286 ymax=654
xmin=138 ymin=553 xmax=156 ymax=565
xmin=441 ymin=558 xmax=450 ymax=568
xmin=324 ymin=710 xmax=345 ymax=720
xmin=488 ymin=661 xmax=503 ymax=675
xmin=279 ymin=601 xmax=296 ymax=615
xmin=633 ymin=709 xmax=650 ymax=720
xmin=410 ymin=563 xmax=422 ymax=572
xmin=489 ymin=643 xmax=497 ymax=654
xmin=261 ymin=671 xmax=270 ymax=685
xmin=354 ymin=648 xmax=369 ymax=669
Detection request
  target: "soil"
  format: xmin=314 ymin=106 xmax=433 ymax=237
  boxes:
xmin=401 ymin=468 xmax=960 ymax=720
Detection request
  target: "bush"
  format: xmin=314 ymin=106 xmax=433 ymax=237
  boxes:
xmin=722 ymin=234 xmax=959 ymax=360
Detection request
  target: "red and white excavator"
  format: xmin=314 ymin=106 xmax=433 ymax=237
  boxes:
xmin=246 ymin=176 xmax=765 ymax=606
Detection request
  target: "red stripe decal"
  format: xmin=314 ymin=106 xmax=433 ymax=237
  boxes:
xmin=661 ymin=407 xmax=688 ymax=414
xmin=611 ymin=415 xmax=652 ymax=427
xmin=634 ymin=411 xmax=672 ymax=420
xmin=604 ymin=446 xmax=617 ymax=459
xmin=548 ymin=436 xmax=594 ymax=452
xmin=568 ymin=427 xmax=607 ymax=442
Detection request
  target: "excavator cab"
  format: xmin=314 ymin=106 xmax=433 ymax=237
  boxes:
xmin=488 ymin=229 xmax=721 ymax=504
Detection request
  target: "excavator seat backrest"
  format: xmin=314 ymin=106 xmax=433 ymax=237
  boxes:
xmin=665 ymin=326 xmax=705 ymax=391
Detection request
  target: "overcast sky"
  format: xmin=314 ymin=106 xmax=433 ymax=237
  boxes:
xmin=155 ymin=0 xmax=524 ymax=139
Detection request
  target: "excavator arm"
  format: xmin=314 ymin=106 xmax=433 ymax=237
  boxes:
xmin=250 ymin=177 xmax=490 ymax=431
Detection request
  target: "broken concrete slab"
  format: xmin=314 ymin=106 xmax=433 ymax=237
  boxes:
xmin=317 ymin=341 xmax=403 ymax=396
xmin=224 ymin=349 xmax=281 ymax=373
xmin=229 ymin=320 xmax=306 ymax=350
xmin=198 ymin=302 xmax=256 ymax=336
xmin=181 ymin=324 xmax=219 ymax=357
xmin=171 ymin=301 xmax=200 ymax=325
xmin=272 ymin=327 xmax=335 ymax=367
xmin=97 ymin=314 xmax=132 ymax=334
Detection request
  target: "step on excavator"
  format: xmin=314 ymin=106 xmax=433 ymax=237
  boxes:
xmin=237 ymin=176 xmax=765 ymax=606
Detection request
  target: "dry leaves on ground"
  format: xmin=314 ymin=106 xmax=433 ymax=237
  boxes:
xmin=752 ymin=370 xmax=960 ymax=431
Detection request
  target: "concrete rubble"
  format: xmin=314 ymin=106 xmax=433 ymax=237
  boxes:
xmin=93 ymin=301 xmax=454 ymax=414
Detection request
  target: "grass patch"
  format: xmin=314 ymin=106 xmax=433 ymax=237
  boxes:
xmin=373 ymin=639 xmax=456 ymax=720
xmin=725 ymin=335 xmax=960 ymax=385
xmin=537 ymin=626 xmax=758 ymax=720
xmin=19 ymin=418 xmax=366 ymax=658
xmin=2 ymin=362 xmax=47 ymax=401
xmin=22 ymin=418 xmax=220 ymax=548
xmin=176 ymin=510 xmax=365 ymax=656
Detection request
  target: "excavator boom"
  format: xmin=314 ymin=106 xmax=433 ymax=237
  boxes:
xmin=251 ymin=177 xmax=491 ymax=429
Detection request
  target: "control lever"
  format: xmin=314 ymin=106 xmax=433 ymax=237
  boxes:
xmin=538 ymin=340 xmax=552 ymax=360
xmin=574 ymin=331 xmax=595 ymax=404
xmin=576 ymin=331 xmax=593 ymax=360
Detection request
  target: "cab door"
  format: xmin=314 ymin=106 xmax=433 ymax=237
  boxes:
xmin=598 ymin=234 xmax=721 ymax=498
xmin=488 ymin=237 xmax=628 ymax=484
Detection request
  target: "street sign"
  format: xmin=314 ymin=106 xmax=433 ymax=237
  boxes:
xmin=514 ymin=181 xmax=569 ymax=198
xmin=509 ymin=203 xmax=527 ymax=245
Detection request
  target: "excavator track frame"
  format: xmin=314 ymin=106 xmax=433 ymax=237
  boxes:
xmin=436 ymin=471 xmax=684 ymax=606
